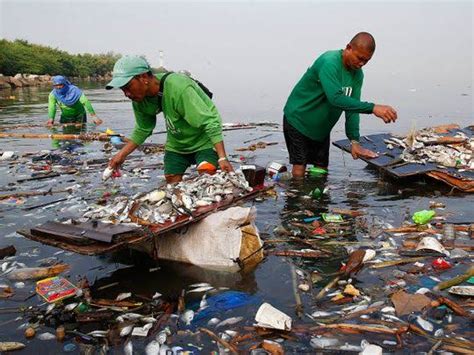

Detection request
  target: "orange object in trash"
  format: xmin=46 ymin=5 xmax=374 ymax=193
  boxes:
xmin=197 ymin=161 xmax=217 ymax=175
xmin=312 ymin=227 xmax=326 ymax=235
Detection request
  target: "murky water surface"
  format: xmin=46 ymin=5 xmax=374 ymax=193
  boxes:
xmin=0 ymin=84 xmax=472 ymax=354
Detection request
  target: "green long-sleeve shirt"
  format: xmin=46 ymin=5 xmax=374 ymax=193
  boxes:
xmin=48 ymin=92 xmax=95 ymax=121
xmin=284 ymin=49 xmax=375 ymax=142
xmin=130 ymin=73 xmax=224 ymax=154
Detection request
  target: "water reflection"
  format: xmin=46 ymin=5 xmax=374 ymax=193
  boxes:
xmin=95 ymin=250 xmax=258 ymax=300
xmin=49 ymin=122 xmax=87 ymax=150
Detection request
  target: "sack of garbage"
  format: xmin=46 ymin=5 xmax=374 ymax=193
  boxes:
xmin=134 ymin=206 xmax=263 ymax=272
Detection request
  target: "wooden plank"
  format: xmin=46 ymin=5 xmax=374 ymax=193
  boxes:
xmin=31 ymin=225 xmax=93 ymax=245
xmin=17 ymin=185 xmax=268 ymax=255
xmin=427 ymin=171 xmax=474 ymax=193
xmin=332 ymin=127 xmax=474 ymax=190
xmin=0 ymin=245 xmax=16 ymax=259
xmin=30 ymin=221 xmax=141 ymax=244
xmin=17 ymin=229 xmax=147 ymax=255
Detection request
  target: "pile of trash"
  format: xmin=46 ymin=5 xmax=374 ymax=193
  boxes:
xmin=384 ymin=127 xmax=473 ymax=169
xmin=0 ymin=251 xmax=292 ymax=355
xmin=264 ymin=192 xmax=474 ymax=353
xmin=83 ymin=171 xmax=253 ymax=225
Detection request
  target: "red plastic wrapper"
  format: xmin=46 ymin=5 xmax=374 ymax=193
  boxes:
xmin=312 ymin=227 xmax=326 ymax=235
xmin=112 ymin=169 xmax=122 ymax=178
xmin=432 ymin=257 xmax=452 ymax=270
xmin=339 ymin=263 xmax=347 ymax=273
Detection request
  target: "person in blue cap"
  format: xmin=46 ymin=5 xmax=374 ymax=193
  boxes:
xmin=46 ymin=75 xmax=102 ymax=126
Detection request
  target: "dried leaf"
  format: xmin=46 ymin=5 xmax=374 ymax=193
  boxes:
xmin=391 ymin=290 xmax=431 ymax=316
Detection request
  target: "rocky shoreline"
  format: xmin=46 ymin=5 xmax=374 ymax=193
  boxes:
xmin=0 ymin=73 xmax=112 ymax=90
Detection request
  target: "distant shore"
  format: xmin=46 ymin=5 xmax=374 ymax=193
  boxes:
xmin=0 ymin=73 xmax=112 ymax=90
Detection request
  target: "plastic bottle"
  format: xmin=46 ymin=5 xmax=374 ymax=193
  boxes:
xmin=310 ymin=188 xmax=322 ymax=198
xmin=110 ymin=136 xmax=123 ymax=145
xmin=443 ymin=223 xmax=456 ymax=240
xmin=56 ymin=326 xmax=65 ymax=341
xmin=308 ymin=167 xmax=328 ymax=177
xmin=274 ymin=171 xmax=292 ymax=181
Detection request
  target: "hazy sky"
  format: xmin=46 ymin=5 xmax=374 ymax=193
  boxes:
xmin=1 ymin=1 xmax=472 ymax=127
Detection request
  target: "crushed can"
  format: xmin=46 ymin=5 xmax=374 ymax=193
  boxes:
xmin=266 ymin=162 xmax=287 ymax=178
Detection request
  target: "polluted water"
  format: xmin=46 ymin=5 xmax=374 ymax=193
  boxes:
xmin=0 ymin=79 xmax=472 ymax=354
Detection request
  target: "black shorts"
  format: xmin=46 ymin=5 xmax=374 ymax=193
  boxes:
xmin=283 ymin=116 xmax=329 ymax=168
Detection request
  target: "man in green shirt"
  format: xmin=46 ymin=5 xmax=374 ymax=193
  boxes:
xmin=283 ymin=32 xmax=397 ymax=178
xmin=106 ymin=55 xmax=233 ymax=183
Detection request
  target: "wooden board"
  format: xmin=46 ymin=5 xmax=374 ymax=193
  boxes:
xmin=17 ymin=185 xmax=267 ymax=255
xmin=332 ymin=125 xmax=474 ymax=191
xmin=17 ymin=229 xmax=147 ymax=255
xmin=30 ymin=221 xmax=140 ymax=244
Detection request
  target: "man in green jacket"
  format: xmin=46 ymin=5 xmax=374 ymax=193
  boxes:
xmin=283 ymin=32 xmax=397 ymax=178
xmin=106 ymin=55 xmax=233 ymax=183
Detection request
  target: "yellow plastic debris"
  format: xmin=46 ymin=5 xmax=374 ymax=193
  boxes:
xmin=344 ymin=284 xmax=361 ymax=297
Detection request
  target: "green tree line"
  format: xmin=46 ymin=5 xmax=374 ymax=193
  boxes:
xmin=0 ymin=39 xmax=120 ymax=77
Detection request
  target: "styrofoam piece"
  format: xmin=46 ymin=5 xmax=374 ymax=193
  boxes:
xmin=255 ymin=302 xmax=292 ymax=331
xmin=416 ymin=237 xmax=449 ymax=256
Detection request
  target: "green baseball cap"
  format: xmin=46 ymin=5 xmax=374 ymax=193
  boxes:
xmin=105 ymin=55 xmax=151 ymax=90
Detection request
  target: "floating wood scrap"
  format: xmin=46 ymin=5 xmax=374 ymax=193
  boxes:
xmin=90 ymin=299 xmax=143 ymax=309
xmin=29 ymin=221 xmax=140 ymax=244
xmin=0 ymin=122 xmax=87 ymax=131
xmin=330 ymin=208 xmax=365 ymax=217
xmin=311 ymin=323 xmax=408 ymax=337
xmin=76 ymin=310 xmax=115 ymax=323
xmin=431 ymin=296 xmax=471 ymax=318
xmin=265 ymin=249 xmax=331 ymax=258
xmin=243 ymin=133 xmax=273 ymax=144
xmin=235 ymin=141 xmax=278 ymax=151
xmin=369 ymin=257 xmax=427 ymax=269
xmin=0 ymin=132 xmax=123 ymax=142
xmin=0 ymin=245 xmax=16 ymax=259
xmin=199 ymin=327 xmax=238 ymax=354
xmin=434 ymin=266 xmax=474 ymax=291
xmin=0 ymin=188 xmax=72 ymax=200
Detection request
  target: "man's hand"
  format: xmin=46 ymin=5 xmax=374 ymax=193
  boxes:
xmin=92 ymin=116 xmax=103 ymax=125
xmin=46 ymin=119 xmax=54 ymax=127
xmin=109 ymin=141 xmax=138 ymax=170
xmin=373 ymin=105 xmax=398 ymax=123
xmin=351 ymin=142 xmax=379 ymax=160
xmin=109 ymin=152 xmax=127 ymax=170
xmin=218 ymin=158 xmax=234 ymax=172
